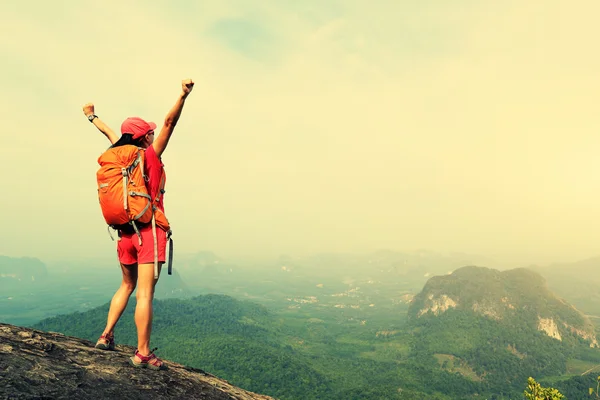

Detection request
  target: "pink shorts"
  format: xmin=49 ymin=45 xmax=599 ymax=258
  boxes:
xmin=117 ymin=225 xmax=167 ymax=265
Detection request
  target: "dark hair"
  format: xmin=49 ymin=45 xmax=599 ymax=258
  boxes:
xmin=110 ymin=133 xmax=145 ymax=149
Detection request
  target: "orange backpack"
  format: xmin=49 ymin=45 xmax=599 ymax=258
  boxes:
xmin=96 ymin=145 xmax=172 ymax=278
xmin=97 ymin=145 xmax=154 ymax=229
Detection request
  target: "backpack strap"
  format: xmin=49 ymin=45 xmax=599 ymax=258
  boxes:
xmin=131 ymin=221 xmax=142 ymax=245
xmin=128 ymin=150 xmax=144 ymax=176
xmin=107 ymin=226 xmax=118 ymax=242
xmin=148 ymin=167 xmax=169 ymax=279
xmin=151 ymin=214 xmax=159 ymax=279
xmin=154 ymin=169 xmax=166 ymax=204
xmin=121 ymin=168 xmax=128 ymax=210
xmin=167 ymin=230 xmax=173 ymax=276
xmin=137 ymin=147 xmax=148 ymax=183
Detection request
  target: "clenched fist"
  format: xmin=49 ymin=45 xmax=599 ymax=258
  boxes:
xmin=82 ymin=103 xmax=95 ymax=117
xmin=181 ymin=79 xmax=194 ymax=97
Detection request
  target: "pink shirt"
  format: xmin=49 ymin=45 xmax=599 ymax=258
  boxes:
xmin=143 ymin=145 xmax=166 ymax=212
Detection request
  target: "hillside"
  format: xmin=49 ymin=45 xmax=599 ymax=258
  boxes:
xmin=0 ymin=322 xmax=273 ymax=400
xmin=530 ymin=257 xmax=600 ymax=316
xmin=409 ymin=266 xmax=597 ymax=345
xmin=33 ymin=294 xmax=336 ymax=400
xmin=33 ymin=293 xmax=470 ymax=399
xmin=27 ymin=264 xmax=600 ymax=399
xmin=407 ymin=266 xmax=600 ymax=396
xmin=0 ymin=254 xmax=194 ymax=326
xmin=0 ymin=255 xmax=48 ymax=287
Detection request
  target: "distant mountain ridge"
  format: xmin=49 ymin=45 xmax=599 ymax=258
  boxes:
xmin=405 ymin=265 xmax=600 ymax=397
xmin=271 ymin=249 xmax=499 ymax=279
xmin=0 ymin=255 xmax=48 ymax=284
xmin=409 ymin=265 xmax=598 ymax=347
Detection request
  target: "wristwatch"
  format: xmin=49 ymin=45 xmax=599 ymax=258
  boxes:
xmin=87 ymin=114 xmax=98 ymax=122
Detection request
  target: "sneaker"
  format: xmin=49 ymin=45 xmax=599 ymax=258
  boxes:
xmin=95 ymin=333 xmax=115 ymax=351
xmin=129 ymin=348 xmax=168 ymax=370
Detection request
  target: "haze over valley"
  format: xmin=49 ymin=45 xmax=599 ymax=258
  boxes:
xmin=4 ymin=249 xmax=600 ymax=398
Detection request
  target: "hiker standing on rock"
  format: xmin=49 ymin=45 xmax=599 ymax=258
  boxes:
xmin=82 ymin=79 xmax=195 ymax=370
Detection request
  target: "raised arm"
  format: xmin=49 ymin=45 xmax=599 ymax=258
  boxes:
xmin=152 ymin=79 xmax=195 ymax=158
xmin=82 ymin=103 xmax=119 ymax=145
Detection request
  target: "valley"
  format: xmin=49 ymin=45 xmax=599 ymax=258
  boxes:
xmin=4 ymin=252 xmax=600 ymax=399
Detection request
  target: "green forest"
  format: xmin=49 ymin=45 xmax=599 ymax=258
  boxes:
xmin=6 ymin=253 xmax=600 ymax=399
xmin=33 ymin=293 xmax=600 ymax=400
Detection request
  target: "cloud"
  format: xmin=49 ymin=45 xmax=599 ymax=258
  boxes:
xmin=207 ymin=17 xmax=280 ymax=62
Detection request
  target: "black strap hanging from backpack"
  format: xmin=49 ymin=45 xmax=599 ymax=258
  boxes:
xmin=167 ymin=231 xmax=174 ymax=275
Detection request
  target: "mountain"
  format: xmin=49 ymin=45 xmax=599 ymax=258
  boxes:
xmin=174 ymin=251 xmax=233 ymax=275
xmin=32 ymin=294 xmax=335 ymax=400
xmin=44 ymin=257 xmax=195 ymax=300
xmin=31 ymin=293 xmax=468 ymax=399
xmin=0 ymin=255 xmax=193 ymax=327
xmin=0 ymin=255 xmax=48 ymax=287
xmin=529 ymin=257 xmax=600 ymax=316
xmin=0 ymin=322 xmax=273 ymax=400
xmin=274 ymin=249 xmax=498 ymax=279
xmin=410 ymin=265 xmax=597 ymax=345
xmin=17 ymin=256 xmax=600 ymax=399
xmin=407 ymin=266 xmax=600 ymax=396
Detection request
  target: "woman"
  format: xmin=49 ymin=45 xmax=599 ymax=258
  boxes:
xmin=82 ymin=79 xmax=195 ymax=370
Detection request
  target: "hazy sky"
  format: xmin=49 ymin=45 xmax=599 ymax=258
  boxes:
xmin=2 ymin=0 xmax=600 ymax=265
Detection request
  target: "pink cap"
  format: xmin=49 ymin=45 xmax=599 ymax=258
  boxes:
xmin=120 ymin=117 xmax=157 ymax=140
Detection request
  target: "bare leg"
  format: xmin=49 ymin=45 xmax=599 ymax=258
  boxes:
xmin=134 ymin=262 xmax=163 ymax=355
xmin=102 ymin=263 xmax=138 ymax=337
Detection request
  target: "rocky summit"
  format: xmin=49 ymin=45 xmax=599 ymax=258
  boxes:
xmin=0 ymin=323 xmax=274 ymax=400
xmin=408 ymin=266 xmax=598 ymax=346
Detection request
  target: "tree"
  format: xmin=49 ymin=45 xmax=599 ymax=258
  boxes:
xmin=523 ymin=377 xmax=564 ymax=400
xmin=590 ymin=375 xmax=600 ymax=398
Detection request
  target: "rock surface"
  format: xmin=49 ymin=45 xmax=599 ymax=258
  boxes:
xmin=0 ymin=323 xmax=275 ymax=400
